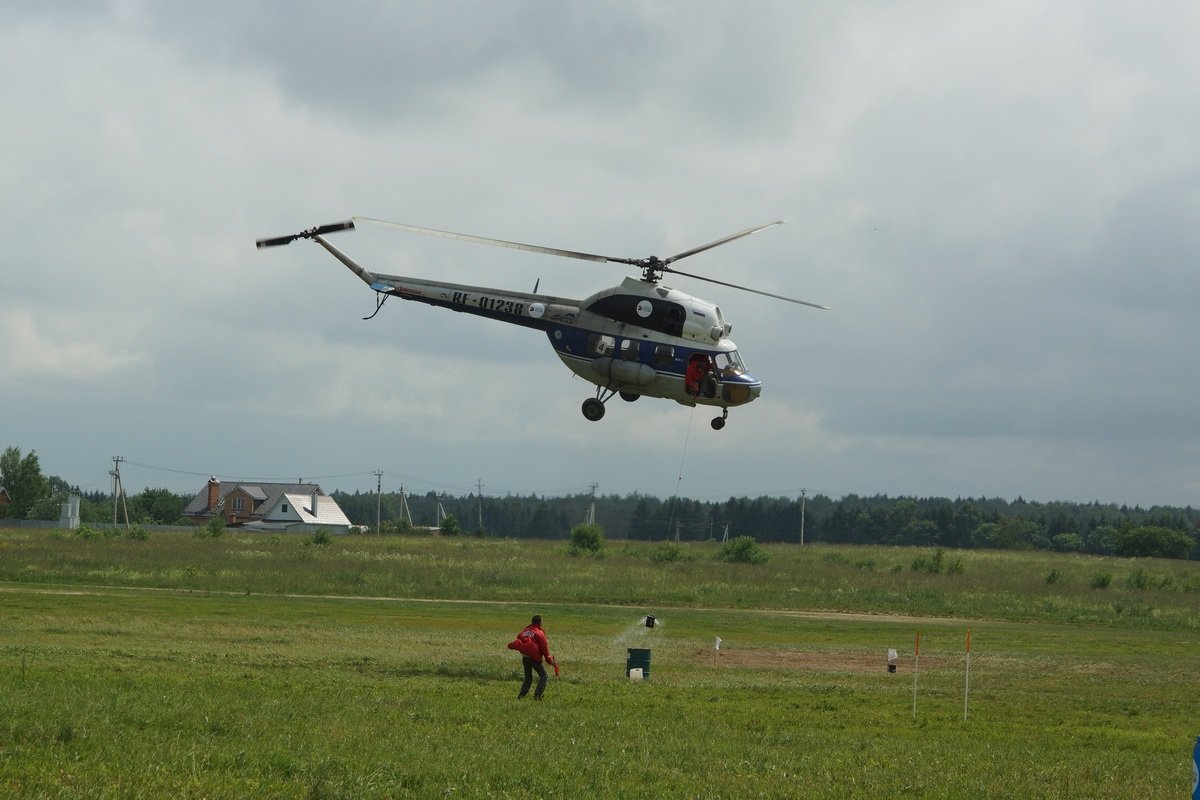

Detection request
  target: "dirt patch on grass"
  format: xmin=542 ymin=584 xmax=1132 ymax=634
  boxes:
xmin=694 ymin=648 xmax=940 ymax=673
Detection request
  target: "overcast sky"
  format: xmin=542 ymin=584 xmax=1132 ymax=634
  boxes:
xmin=3 ymin=2 xmax=1198 ymax=508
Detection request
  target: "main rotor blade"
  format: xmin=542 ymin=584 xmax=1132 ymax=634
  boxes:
xmin=663 ymin=221 xmax=783 ymax=265
xmin=351 ymin=215 xmax=823 ymax=308
xmin=663 ymin=265 xmax=830 ymax=309
xmin=353 ymin=216 xmax=611 ymax=265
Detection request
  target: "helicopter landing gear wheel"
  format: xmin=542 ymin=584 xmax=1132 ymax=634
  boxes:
xmin=619 ymin=391 xmax=640 ymax=402
xmin=711 ymin=408 xmax=729 ymax=430
xmin=582 ymin=398 xmax=606 ymax=422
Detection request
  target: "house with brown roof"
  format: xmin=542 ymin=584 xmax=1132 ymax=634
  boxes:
xmin=183 ymin=476 xmax=352 ymax=533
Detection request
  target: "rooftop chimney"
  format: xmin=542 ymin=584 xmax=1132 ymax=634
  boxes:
xmin=311 ymin=490 xmax=320 ymax=517
xmin=207 ymin=477 xmax=220 ymax=511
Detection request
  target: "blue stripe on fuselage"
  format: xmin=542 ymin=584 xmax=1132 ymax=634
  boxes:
xmin=546 ymin=325 xmax=759 ymax=385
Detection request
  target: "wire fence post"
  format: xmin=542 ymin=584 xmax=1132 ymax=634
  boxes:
xmin=963 ymin=629 xmax=972 ymax=722
xmin=912 ymin=630 xmax=921 ymax=719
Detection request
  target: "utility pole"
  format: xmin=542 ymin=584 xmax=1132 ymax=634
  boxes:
xmin=586 ymin=483 xmax=598 ymax=526
xmin=398 ymin=485 xmax=412 ymax=527
xmin=110 ymin=456 xmax=129 ymax=528
xmin=373 ymin=469 xmax=383 ymax=535
xmin=799 ymin=488 xmax=807 ymax=546
xmin=476 ymin=479 xmax=484 ymax=532
xmin=111 ymin=458 xmax=119 ymax=525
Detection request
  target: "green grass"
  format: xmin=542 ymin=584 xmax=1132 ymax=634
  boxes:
xmin=2 ymin=531 xmax=1198 ymax=629
xmin=0 ymin=529 xmax=1197 ymax=797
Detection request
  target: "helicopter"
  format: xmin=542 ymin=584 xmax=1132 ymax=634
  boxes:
xmin=256 ymin=217 xmax=827 ymax=430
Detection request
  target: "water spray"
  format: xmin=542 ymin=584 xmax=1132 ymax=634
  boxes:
xmin=618 ymin=614 xmax=660 ymax=680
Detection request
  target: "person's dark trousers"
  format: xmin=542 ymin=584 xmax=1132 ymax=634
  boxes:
xmin=519 ymin=656 xmax=548 ymax=699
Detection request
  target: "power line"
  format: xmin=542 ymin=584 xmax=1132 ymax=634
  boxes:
xmin=123 ymin=460 xmax=213 ymax=478
xmin=118 ymin=457 xmax=833 ymax=504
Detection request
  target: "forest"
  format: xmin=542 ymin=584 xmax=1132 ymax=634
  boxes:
xmin=4 ymin=446 xmax=1197 ymax=559
xmin=333 ymin=487 xmax=1200 ymax=559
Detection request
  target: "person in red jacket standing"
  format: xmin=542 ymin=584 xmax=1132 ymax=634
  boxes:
xmin=509 ymin=614 xmax=556 ymax=700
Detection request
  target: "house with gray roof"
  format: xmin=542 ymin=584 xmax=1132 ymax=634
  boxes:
xmin=184 ymin=476 xmax=352 ymax=533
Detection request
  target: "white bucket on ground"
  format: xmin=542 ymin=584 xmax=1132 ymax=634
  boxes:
xmin=629 ymin=667 xmax=644 ymax=682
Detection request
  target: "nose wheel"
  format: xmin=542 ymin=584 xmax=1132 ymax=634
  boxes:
xmin=711 ymin=408 xmax=729 ymax=430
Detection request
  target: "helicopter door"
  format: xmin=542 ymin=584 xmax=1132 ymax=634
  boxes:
xmin=685 ymin=353 xmax=717 ymax=397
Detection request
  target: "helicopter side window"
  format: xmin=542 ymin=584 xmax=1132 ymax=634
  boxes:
xmin=654 ymin=345 xmax=674 ymax=369
xmin=663 ymin=307 xmax=684 ymax=337
xmin=587 ymin=334 xmax=616 ymax=357
xmin=619 ymin=339 xmax=639 ymax=361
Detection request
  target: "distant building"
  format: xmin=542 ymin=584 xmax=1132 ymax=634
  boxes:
xmin=183 ymin=476 xmax=352 ymax=533
xmin=0 ymin=486 xmax=10 ymax=510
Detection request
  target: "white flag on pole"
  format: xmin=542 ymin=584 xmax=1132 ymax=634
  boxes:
xmin=715 ymin=636 xmax=722 ymax=651
xmin=887 ymin=648 xmax=898 ymax=662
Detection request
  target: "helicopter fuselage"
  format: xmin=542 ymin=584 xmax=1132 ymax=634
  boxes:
xmin=362 ymin=269 xmax=763 ymax=412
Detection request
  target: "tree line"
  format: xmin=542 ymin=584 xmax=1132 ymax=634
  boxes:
xmin=3 ymin=446 xmax=1197 ymax=559
xmin=316 ymin=490 xmax=1200 ymax=559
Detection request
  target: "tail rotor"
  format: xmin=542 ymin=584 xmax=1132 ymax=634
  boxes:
xmin=255 ymin=220 xmax=355 ymax=249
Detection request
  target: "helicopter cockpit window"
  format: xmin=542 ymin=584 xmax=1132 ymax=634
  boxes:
xmin=587 ymin=334 xmax=616 ymax=357
xmin=619 ymin=339 xmax=639 ymax=361
xmin=715 ymin=350 xmax=746 ymax=376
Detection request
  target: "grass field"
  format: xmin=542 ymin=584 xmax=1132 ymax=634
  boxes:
xmin=1 ymin=529 xmax=1197 ymax=798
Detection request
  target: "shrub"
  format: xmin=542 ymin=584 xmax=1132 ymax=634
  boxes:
xmin=717 ymin=536 xmax=768 ymax=565
xmin=1052 ymin=533 xmax=1084 ymax=553
xmin=1045 ymin=569 xmax=1063 ymax=585
xmin=194 ymin=517 xmax=225 ymax=539
xmin=911 ymin=549 xmax=965 ymax=575
xmin=650 ymin=542 xmax=686 ymax=563
xmin=309 ymin=529 xmax=331 ymax=547
xmin=1125 ymin=568 xmax=1150 ymax=590
xmin=568 ymin=524 xmax=606 ymax=555
xmin=912 ymin=549 xmax=943 ymax=573
xmin=125 ymin=525 xmax=149 ymax=541
xmin=1089 ymin=571 xmax=1112 ymax=589
xmin=75 ymin=524 xmax=117 ymax=540
xmin=1113 ymin=526 xmax=1193 ymax=560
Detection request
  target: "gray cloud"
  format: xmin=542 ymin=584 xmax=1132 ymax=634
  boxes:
xmin=3 ymin=1 xmax=1197 ymax=506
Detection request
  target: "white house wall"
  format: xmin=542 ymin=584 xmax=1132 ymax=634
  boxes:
xmin=255 ymin=492 xmax=352 ymax=532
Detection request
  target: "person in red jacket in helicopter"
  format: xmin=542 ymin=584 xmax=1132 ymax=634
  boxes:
xmin=509 ymin=614 xmax=556 ymax=700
